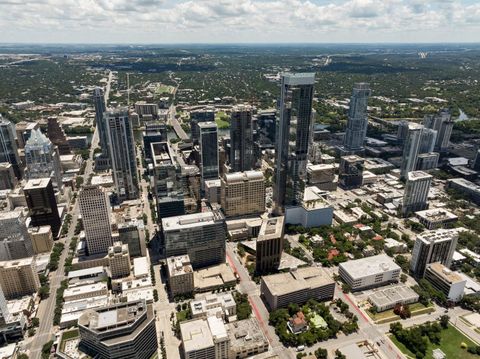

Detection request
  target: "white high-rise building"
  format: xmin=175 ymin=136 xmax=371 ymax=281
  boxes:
xmin=400 ymin=124 xmax=431 ymax=178
xmin=410 ymin=228 xmax=458 ymax=277
xmin=24 ymin=129 xmax=63 ymax=190
xmin=423 ymin=109 xmax=454 ymax=152
xmin=402 ymin=171 xmax=432 ymax=216
xmin=343 ymin=83 xmax=371 ymax=153
xmin=79 ymin=186 xmax=112 ymax=255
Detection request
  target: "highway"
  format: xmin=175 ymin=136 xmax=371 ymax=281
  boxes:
xmin=27 ymin=72 xmax=111 ymax=359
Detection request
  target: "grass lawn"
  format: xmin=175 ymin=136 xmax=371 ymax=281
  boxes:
xmin=368 ymin=303 xmax=434 ymax=323
xmin=390 ymin=324 xmax=478 ymax=359
xmin=176 ymin=310 xmax=190 ymax=322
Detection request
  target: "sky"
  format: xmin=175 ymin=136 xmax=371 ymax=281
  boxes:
xmin=0 ymin=0 xmax=479 ymax=44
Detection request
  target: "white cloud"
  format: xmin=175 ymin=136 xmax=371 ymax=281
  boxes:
xmin=0 ymin=0 xmax=478 ymax=43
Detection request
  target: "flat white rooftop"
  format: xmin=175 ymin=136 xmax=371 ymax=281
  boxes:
xmin=339 ymin=254 xmax=400 ymax=279
xmin=181 ymin=319 xmax=214 ymax=353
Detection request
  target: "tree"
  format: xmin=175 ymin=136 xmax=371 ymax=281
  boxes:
xmin=334 ymin=349 xmax=346 ymax=359
xmin=315 ymin=348 xmax=328 ymax=359
xmin=17 ymin=354 xmax=29 ymax=359
xmin=400 ymin=274 xmax=408 ymax=283
xmin=440 ymin=315 xmax=449 ymax=329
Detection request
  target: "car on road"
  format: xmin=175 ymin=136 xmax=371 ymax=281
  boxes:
xmin=296 ymin=345 xmax=305 ymax=352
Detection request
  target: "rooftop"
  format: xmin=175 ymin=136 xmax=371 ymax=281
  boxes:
xmin=180 ymin=319 xmax=214 ymax=353
xmin=133 ymin=257 xmax=149 ymax=278
xmin=415 ymin=209 xmax=458 ymax=221
xmin=227 ymin=318 xmax=269 ymax=352
xmin=224 ymin=170 xmax=264 ymax=183
xmin=339 ymin=254 xmax=400 ymax=279
xmin=261 ymin=267 xmax=334 ymax=297
xmin=427 ymin=262 xmax=465 ymax=284
xmin=167 ymin=255 xmax=193 ymax=277
xmin=257 ymin=216 xmax=284 ymax=242
xmin=162 ymin=210 xmax=223 ymax=231
xmin=24 ymin=178 xmax=51 ymax=190
xmin=407 ymin=170 xmax=432 ymax=181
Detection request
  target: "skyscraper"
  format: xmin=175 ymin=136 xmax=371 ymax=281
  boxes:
xmin=410 ymin=228 xmax=458 ymax=277
xmin=151 ymin=142 xmax=185 ymax=219
xmin=79 ymin=186 xmax=112 ymax=255
xmin=423 ymin=109 xmax=454 ymax=152
xmin=24 ymin=129 xmax=63 ymax=190
xmin=402 ymin=171 xmax=432 ymax=216
xmin=198 ymin=121 xmax=219 ymax=184
xmin=400 ymin=123 xmax=438 ymax=178
xmin=230 ymin=105 xmax=254 ymax=172
xmin=47 ymin=117 xmax=71 ymax=155
xmin=190 ymin=107 xmax=215 ymax=144
xmin=343 ymin=83 xmax=371 ymax=153
xmin=24 ymin=178 xmax=61 ymax=237
xmin=106 ymin=108 xmax=138 ymax=201
xmin=0 ymin=115 xmax=22 ymax=179
xmin=0 ymin=211 xmax=33 ymax=261
xmin=273 ymin=73 xmax=315 ymax=214
xmin=93 ymin=87 xmax=108 ymax=157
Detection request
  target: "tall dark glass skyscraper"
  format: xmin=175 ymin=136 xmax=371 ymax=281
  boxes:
xmin=423 ymin=108 xmax=453 ymax=153
xmin=93 ymin=87 xmax=109 ymax=158
xmin=0 ymin=115 xmax=22 ymax=179
xmin=273 ymin=73 xmax=315 ymax=215
xmin=343 ymin=83 xmax=371 ymax=153
xmin=106 ymin=108 xmax=138 ymax=201
xmin=198 ymin=121 xmax=219 ymax=184
xmin=230 ymin=104 xmax=254 ymax=172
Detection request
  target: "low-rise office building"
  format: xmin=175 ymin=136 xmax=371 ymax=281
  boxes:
xmin=447 ymin=178 xmax=480 ymax=205
xmin=78 ymin=300 xmax=158 ymax=359
xmin=190 ymin=292 xmax=236 ymax=320
xmin=415 ymin=209 xmax=458 ymax=230
xmin=260 ymin=267 xmax=335 ymax=310
xmin=27 ymin=226 xmax=53 ymax=254
xmin=424 ymin=262 xmax=466 ymax=302
xmin=339 ymin=254 xmax=401 ymax=291
xmin=368 ymin=285 xmax=419 ymax=312
xmin=63 ymin=282 xmax=108 ymax=302
xmin=226 ymin=318 xmax=269 ymax=359
xmin=180 ymin=317 xmax=229 ymax=359
xmin=285 ymin=186 xmax=334 ymax=228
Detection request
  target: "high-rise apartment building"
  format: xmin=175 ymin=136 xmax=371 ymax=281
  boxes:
xmin=27 ymin=226 xmax=53 ymax=254
xmin=105 ymin=108 xmax=138 ymax=201
xmin=93 ymin=87 xmax=109 ymax=157
xmin=417 ymin=152 xmax=440 ymax=171
xmin=256 ymin=216 xmax=284 ymax=274
xmin=338 ymin=155 xmax=364 ymax=189
xmin=273 ymin=73 xmax=315 ymax=214
xmin=79 ymin=186 xmax=112 ymax=255
xmin=410 ymin=228 xmax=458 ymax=277
xmin=0 ymin=257 xmax=40 ymax=299
xmin=151 ymin=142 xmax=185 ymax=219
xmin=108 ymin=242 xmax=131 ymax=279
xmin=24 ymin=129 xmax=63 ymax=189
xmin=402 ymin=171 xmax=432 ymax=216
xmin=423 ymin=108 xmax=454 ymax=152
xmin=79 ymin=300 xmax=158 ymax=359
xmin=47 ymin=117 xmax=71 ymax=155
xmin=0 ymin=116 xmax=22 ymax=179
xmin=0 ymin=211 xmax=33 ymax=261
xmin=198 ymin=121 xmax=219 ymax=183
xmin=162 ymin=210 xmax=226 ymax=269
xmin=230 ymin=105 xmax=254 ymax=172
xmin=24 ymin=178 xmax=61 ymax=237
xmin=400 ymin=123 xmax=437 ymax=178
xmin=0 ymin=287 xmax=10 ymax=327
xmin=166 ymin=255 xmax=194 ymax=296
xmin=190 ymin=108 xmax=215 ymax=143
xmin=343 ymin=83 xmax=371 ymax=153
xmin=220 ymin=171 xmax=265 ymax=218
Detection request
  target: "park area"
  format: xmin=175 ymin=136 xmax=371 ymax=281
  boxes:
xmin=390 ymin=320 xmax=480 ymax=359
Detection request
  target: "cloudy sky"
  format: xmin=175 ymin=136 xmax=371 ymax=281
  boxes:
xmin=0 ymin=0 xmax=479 ymax=43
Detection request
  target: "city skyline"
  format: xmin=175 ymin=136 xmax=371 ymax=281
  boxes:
xmin=0 ymin=0 xmax=479 ymax=44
